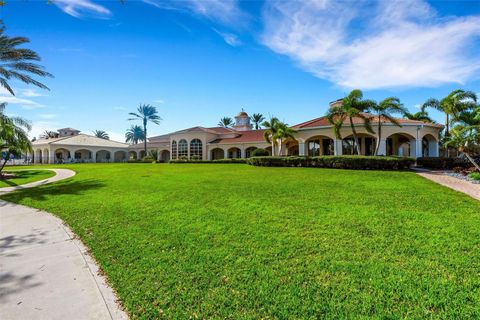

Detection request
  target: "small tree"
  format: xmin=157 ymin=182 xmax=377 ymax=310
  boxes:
xmin=129 ymin=104 xmax=161 ymax=156
xmin=218 ymin=117 xmax=233 ymax=128
xmin=371 ymin=97 xmax=406 ymax=155
xmin=125 ymin=125 xmax=145 ymax=144
xmin=251 ymin=113 xmax=265 ymax=130
xmin=273 ymin=121 xmax=297 ymax=156
xmin=262 ymin=117 xmax=280 ymax=156
xmin=444 ymin=124 xmax=480 ymax=171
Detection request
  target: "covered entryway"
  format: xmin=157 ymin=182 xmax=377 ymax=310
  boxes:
xmin=210 ymin=148 xmax=224 ymax=160
xmin=227 ymin=147 xmax=241 ymax=159
xmin=306 ymin=135 xmax=334 ymax=156
xmin=54 ymin=148 xmax=71 ymax=164
xmin=159 ymin=150 xmax=170 ymax=162
xmin=96 ymin=150 xmax=111 ymax=163
xmin=114 ymin=151 xmax=127 ymax=162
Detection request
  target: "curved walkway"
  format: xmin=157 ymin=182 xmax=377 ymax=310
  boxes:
xmin=0 ymin=169 xmax=128 ymax=319
xmin=415 ymin=169 xmax=480 ymax=201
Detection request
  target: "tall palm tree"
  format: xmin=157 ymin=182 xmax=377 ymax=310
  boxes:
xmin=218 ymin=117 xmax=233 ymax=128
xmin=40 ymin=130 xmax=59 ymax=139
xmin=0 ymin=24 xmax=53 ymax=96
xmin=422 ymin=89 xmax=477 ymax=136
xmin=262 ymin=117 xmax=280 ymax=156
xmin=404 ymin=105 xmax=435 ymax=123
xmin=251 ymin=113 xmax=265 ymax=130
xmin=128 ymin=104 xmax=161 ymax=155
xmin=273 ymin=121 xmax=297 ymax=156
xmin=92 ymin=130 xmax=109 ymax=140
xmin=125 ymin=125 xmax=145 ymax=145
xmin=0 ymin=103 xmax=32 ymax=174
xmin=371 ymin=97 xmax=407 ymax=155
xmin=326 ymin=89 xmax=375 ymax=155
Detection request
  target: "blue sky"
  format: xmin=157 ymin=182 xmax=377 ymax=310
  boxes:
xmin=1 ymin=0 xmax=480 ymax=141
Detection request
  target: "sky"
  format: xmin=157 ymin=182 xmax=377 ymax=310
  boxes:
xmin=1 ymin=0 xmax=480 ymax=142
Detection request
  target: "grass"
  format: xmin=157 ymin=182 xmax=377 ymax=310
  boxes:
xmin=1 ymin=163 xmax=480 ymax=319
xmin=0 ymin=169 xmax=55 ymax=188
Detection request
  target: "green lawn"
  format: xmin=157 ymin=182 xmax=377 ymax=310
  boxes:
xmin=0 ymin=169 xmax=55 ymax=188
xmin=1 ymin=164 xmax=480 ymax=319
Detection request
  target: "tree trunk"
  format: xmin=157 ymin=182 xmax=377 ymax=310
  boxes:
xmin=143 ymin=120 xmax=147 ymax=158
xmin=374 ymin=119 xmax=381 ymax=156
xmin=350 ymin=118 xmax=361 ymax=155
xmin=271 ymin=139 xmax=275 ymax=156
xmin=445 ymin=113 xmax=449 ymax=136
xmin=464 ymin=152 xmax=480 ymax=172
xmin=0 ymin=158 xmax=8 ymax=176
xmin=277 ymin=139 xmax=282 ymax=156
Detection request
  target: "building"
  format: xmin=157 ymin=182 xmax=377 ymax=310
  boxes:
xmin=30 ymin=104 xmax=443 ymax=164
xmin=31 ymin=128 xmax=129 ymax=164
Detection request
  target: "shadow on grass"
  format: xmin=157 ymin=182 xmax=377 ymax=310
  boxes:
xmin=0 ymin=171 xmax=50 ymax=187
xmin=0 ymin=179 xmax=106 ymax=203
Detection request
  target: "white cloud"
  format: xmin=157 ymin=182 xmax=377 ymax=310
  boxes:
xmin=0 ymin=87 xmax=44 ymax=110
xmin=19 ymin=88 xmax=46 ymax=97
xmin=213 ymin=28 xmax=242 ymax=46
xmin=54 ymin=0 xmax=111 ymax=18
xmin=39 ymin=114 xmax=57 ymax=120
xmin=143 ymin=0 xmax=247 ymax=26
xmin=30 ymin=121 xmax=61 ymax=139
xmin=261 ymin=0 xmax=480 ymax=89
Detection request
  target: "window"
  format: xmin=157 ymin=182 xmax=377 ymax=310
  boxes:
xmin=178 ymin=139 xmax=188 ymax=158
xmin=190 ymin=139 xmax=203 ymax=159
xmin=171 ymin=140 xmax=177 ymax=159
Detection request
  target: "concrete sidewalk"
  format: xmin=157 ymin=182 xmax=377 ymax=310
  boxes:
xmin=0 ymin=169 xmax=76 ymax=195
xmin=0 ymin=169 xmax=127 ymax=319
xmin=415 ymin=169 xmax=480 ymax=201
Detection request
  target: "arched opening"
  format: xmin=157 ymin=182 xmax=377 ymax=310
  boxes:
xmin=210 ymin=148 xmax=224 ymax=160
xmin=178 ymin=139 xmax=188 ymax=159
xmin=139 ymin=150 xmax=146 ymax=159
xmin=74 ymin=149 xmax=93 ymax=163
xmin=306 ymin=135 xmax=334 ymax=156
xmin=159 ymin=150 xmax=171 ymax=162
xmin=128 ymin=151 xmax=138 ymax=160
xmin=227 ymin=147 xmax=241 ymax=159
xmin=385 ymin=133 xmax=415 ymax=157
xmin=287 ymin=141 xmax=299 ymax=156
xmin=342 ymin=134 xmax=376 ymax=156
xmin=54 ymin=148 xmax=71 ymax=164
xmin=245 ymin=147 xmax=257 ymax=158
xmin=43 ymin=149 xmax=50 ymax=164
xmin=96 ymin=150 xmax=111 ymax=163
xmin=422 ymin=134 xmax=438 ymax=157
xmin=171 ymin=140 xmax=177 ymax=160
xmin=35 ymin=149 xmax=42 ymax=164
xmin=114 ymin=151 xmax=127 ymax=162
xmin=265 ymin=146 xmax=273 ymax=156
xmin=190 ymin=139 xmax=203 ymax=160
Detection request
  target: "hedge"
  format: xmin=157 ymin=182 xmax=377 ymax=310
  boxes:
xmin=416 ymin=156 xmax=480 ymax=169
xmin=170 ymin=158 xmax=247 ymax=164
xmin=247 ymin=156 xmax=415 ymax=170
xmin=128 ymin=159 xmax=157 ymax=163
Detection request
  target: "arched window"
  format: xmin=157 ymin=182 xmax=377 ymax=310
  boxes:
xmin=178 ymin=139 xmax=188 ymax=158
xmin=171 ymin=140 xmax=177 ymax=159
xmin=190 ymin=139 xmax=203 ymax=159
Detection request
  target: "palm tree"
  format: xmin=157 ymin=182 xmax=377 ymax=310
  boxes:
xmin=218 ymin=117 xmax=233 ymax=128
xmin=273 ymin=121 xmax=297 ymax=156
xmin=0 ymin=24 xmax=53 ymax=96
xmin=262 ymin=117 xmax=280 ymax=156
xmin=422 ymin=90 xmax=477 ymax=136
xmin=444 ymin=123 xmax=480 ymax=171
xmin=128 ymin=104 xmax=161 ymax=155
xmin=40 ymin=130 xmax=59 ymax=139
xmin=251 ymin=113 xmax=265 ymax=130
xmin=326 ymin=89 xmax=375 ymax=155
xmin=0 ymin=103 xmax=32 ymax=174
xmin=92 ymin=130 xmax=109 ymax=140
xmin=371 ymin=97 xmax=407 ymax=155
xmin=125 ymin=125 xmax=145 ymax=145
xmin=404 ymin=105 xmax=435 ymax=123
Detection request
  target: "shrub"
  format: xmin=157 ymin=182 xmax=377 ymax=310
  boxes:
xmin=247 ymin=156 xmax=414 ymax=170
xmin=469 ymin=172 xmax=480 ymax=181
xmin=416 ymin=157 xmax=455 ymax=169
xmin=170 ymin=159 xmax=247 ymax=164
xmin=190 ymin=155 xmax=201 ymax=160
xmin=251 ymin=148 xmax=270 ymax=157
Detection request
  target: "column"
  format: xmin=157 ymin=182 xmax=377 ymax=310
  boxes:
xmin=299 ymin=143 xmax=306 ymax=156
xmin=360 ymin=137 xmax=366 ymax=155
xmin=377 ymin=139 xmax=387 ymax=156
xmin=413 ymin=139 xmax=422 ymax=158
xmin=240 ymin=147 xmax=246 ymax=159
xmin=334 ymin=139 xmax=343 ymax=156
xmin=207 ymin=149 xmax=212 ymax=160
xmin=224 ymin=149 xmax=229 ymax=159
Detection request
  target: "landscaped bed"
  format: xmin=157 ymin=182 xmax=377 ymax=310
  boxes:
xmin=1 ymin=163 xmax=479 ymax=318
xmin=0 ymin=169 xmax=56 ymax=188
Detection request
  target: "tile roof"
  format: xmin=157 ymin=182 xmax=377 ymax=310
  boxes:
xmin=32 ymin=134 xmax=128 ymax=148
xmin=293 ymin=113 xmax=443 ymax=129
xmin=209 ymin=130 xmax=266 ymax=144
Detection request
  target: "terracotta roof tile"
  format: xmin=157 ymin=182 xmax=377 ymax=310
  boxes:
xmin=210 ymin=130 xmax=266 ymax=144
